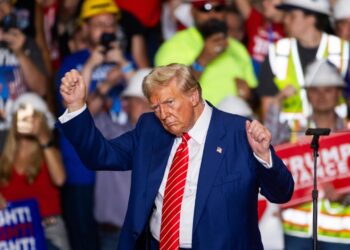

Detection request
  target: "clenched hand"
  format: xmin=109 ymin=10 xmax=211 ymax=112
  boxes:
xmin=60 ymin=69 xmax=87 ymax=112
xmin=246 ymin=120 xmax=272 ymax=163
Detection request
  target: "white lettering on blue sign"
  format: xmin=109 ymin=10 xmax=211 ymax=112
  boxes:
xmin=0 ymin=237 xmax=36 ymax=250
xmin=0 ymin=207 xmax=32 ymax=227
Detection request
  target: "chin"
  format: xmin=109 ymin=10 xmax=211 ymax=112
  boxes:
xmin=164 ymin=126 xmax=182 ymax=137
xmin=167 ymin=129 xmax=181 ymax=137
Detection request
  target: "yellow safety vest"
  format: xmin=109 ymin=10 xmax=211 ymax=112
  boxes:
xmin=269 ymin=33 xmax=349 ymax=126
xmin=282 ymin=200 xmax=350 ymax=243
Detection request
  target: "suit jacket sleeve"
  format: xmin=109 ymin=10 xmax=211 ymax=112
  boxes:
xmin=256 ymin=146 xmax=294 ymax=203
xmin=57 ymin=108 xmax=142 ymax=171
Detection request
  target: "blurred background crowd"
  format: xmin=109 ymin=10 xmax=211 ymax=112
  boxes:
xmin=0 ymin=0 xmax=350 ymax=249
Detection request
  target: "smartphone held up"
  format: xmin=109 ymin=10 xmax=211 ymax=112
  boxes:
xmin=16 ymin=103 xmax=34 ymax=134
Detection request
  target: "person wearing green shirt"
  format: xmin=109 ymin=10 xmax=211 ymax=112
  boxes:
xmin=155 ymin=0 xmax=257 ymax=106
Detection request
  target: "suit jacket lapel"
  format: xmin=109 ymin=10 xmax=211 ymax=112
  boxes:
xmin=146 ymin=129 xmax=174 ymax=210
xmin=193 ymin=109 xmax=227 ymax=231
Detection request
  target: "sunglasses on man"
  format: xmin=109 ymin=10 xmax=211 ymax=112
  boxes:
xmin=195 ymin=3 xmax=226 ymax=13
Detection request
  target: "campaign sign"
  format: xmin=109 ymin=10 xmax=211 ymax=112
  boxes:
xmin=0 ymin=199 xmax=47 ymax=250
xmin=275 ymin=132 xmax=350 ymax=208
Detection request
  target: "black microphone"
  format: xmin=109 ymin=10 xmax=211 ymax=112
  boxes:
xmin=305 ymin=128 xmax=331 ymax=136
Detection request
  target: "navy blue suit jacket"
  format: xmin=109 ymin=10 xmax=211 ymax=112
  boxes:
xmin=58 ymin=106 xmax=294 ymax=250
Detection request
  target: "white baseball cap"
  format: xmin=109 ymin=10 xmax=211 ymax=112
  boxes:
xmin=333 ymin=0 xmax=350 ymax=20
xmin=304 ymin=59 xmax=345 ymax=88
xmin=276 ymin=0 xmax=330 ymax=16
xmin=217 ymin=96 xmax=253 ymax=118
xmin=10 ymin=92 xmax=56 ymax=129
xmin=121 ymin=68 xmax=152 ymax=99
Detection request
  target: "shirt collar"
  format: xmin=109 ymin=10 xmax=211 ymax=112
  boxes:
xmin=187 ymin=101 xmax=213 ymax=145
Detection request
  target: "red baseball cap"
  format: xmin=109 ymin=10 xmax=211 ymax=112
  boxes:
xmin=191 ymin=0 xmax=226 ymax=9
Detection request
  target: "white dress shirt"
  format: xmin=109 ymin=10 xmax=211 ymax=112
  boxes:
xmin=59 ymin=102 xmax=273 ymax=249
xmin=58 ymin=104 xmax=87 ymax=123
xmin=149 ymin=102 xmax=213 ymax=248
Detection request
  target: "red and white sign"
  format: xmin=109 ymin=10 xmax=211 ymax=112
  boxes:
xmin=275 ymin=132 xmax=350 ymax=208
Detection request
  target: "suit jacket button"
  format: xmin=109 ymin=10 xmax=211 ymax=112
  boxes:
xmin=133 ymin=232 xmax=138 ymax=238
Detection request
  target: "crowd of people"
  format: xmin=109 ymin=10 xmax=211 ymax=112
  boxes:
xmin=0 ymin=0 xmax=349 ymax=249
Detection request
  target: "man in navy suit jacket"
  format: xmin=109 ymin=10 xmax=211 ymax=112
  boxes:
xmin=58 ymin=64 xmax=294 ymax=250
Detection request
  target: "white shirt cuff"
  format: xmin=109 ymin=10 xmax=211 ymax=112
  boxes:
xmin=58 ymin=104 xmax=87 ymax=123
xmin=253 ymin=150 xmax=273 ymax=169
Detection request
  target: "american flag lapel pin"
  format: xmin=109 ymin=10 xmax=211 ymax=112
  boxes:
xmin=216 ymin=147 xmax=222 ymax=154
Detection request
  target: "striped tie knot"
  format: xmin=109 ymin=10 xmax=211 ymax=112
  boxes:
xmin=181 ymin=132 xmax=190 ymax=143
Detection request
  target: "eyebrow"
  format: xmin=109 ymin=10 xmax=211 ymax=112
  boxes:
xmin=150 ymin=99 xmax=173 ymax=110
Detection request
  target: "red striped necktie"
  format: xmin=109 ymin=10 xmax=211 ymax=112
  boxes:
xmin=159 ymin=132 xmax=191 ymax=250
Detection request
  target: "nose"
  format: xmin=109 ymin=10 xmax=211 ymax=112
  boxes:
xmin=284 ymin=13 xmax=291 ymax=25
xmin=104 ymin=26 xmax=115 ymax=34
xmin=158 ymin=105 xmax=169 ymax=120
xmin=100 ymin=27 xmax=112 ymax=35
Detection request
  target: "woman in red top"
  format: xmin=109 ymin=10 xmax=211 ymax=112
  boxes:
xmin=0 ymin=93 xmax=70 ymax=250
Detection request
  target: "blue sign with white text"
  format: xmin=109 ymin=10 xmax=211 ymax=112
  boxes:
xmin=0 ymin=199 xmax=47 ymax=250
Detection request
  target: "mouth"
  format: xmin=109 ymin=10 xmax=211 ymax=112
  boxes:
xmin=164 ymin=122 xmax=177 ymax=128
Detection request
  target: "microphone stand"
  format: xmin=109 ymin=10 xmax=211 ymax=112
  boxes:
xmin=305 ymin=128 xmax=330 ymax=250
